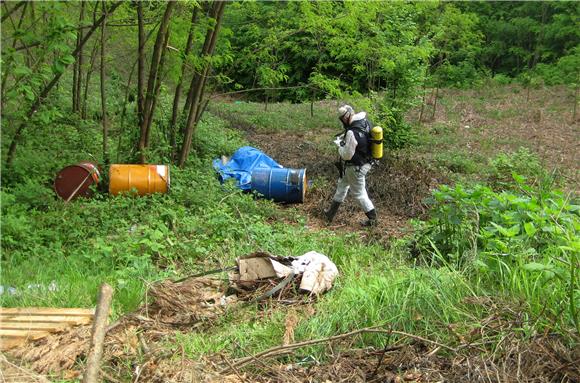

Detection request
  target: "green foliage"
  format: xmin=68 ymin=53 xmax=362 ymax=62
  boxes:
xmin=429 ymin=4 xmax=484 ymax=88
xmin=491 ymin=74 xmax=512 ymax=86
xmin=375 ymin=105 xmax=417 ymax=149
xmin=2 ymin=2 xmax=79 ymax=115
xmin=459 ymin=2 xmax=580 ymax=78
xmin=0 ymin=111 xmax=255 ymax=312
xmin=413 ymin=176 xmax=579 ymax=332
xmin=488 ymin=147 xmax=547 ymax=188
xmin=222 ymin=0 xmax=432 ymax=140
xmin=531 ymin=45 xmax=580 ymax=86
xmin=434 ymin=150 xmax=480 ymax=175
xmin=1 ymin=0 xmax=579 ymax=366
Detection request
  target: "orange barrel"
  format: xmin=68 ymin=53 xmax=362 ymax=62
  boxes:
xmin=54 ymin=162 xmax=101 ymax=201
xmin=108 ymin=164 xmax=170 ymax=196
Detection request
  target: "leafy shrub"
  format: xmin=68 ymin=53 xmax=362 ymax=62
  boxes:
xmin=487 ymin=147 xmax=546 ymax=187
xmin=413 ymin=176 xmax=579 ymax=332
xmin=434 ymin=151 xmax=479 ymax=174
xmin=531 ymin=46 xmax=580 ymax=86
xmin=491 ymin=74 xmax=512 ymax=85
xmin=436 ymin=62 xmax=486 ymax=89
xmin=378 ymin=107 xmax=417 ymax=149
xmin=193 ymin=113 xmax=247 ymax=159
xmin=348 ymin=93 xmax=417 ymax=149
xmin=8 ymin=179 xmax=55 ymax=211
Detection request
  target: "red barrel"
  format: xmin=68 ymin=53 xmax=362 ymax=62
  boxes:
xmin=54 ymin=162 xmax=101 ymax=201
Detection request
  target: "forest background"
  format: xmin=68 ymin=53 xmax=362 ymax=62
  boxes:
xmin=1 ymin=1 xmax=579 ymax=381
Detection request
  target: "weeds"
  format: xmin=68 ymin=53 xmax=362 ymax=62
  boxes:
xmin=413 ymin=174 xmax=579 ymax=333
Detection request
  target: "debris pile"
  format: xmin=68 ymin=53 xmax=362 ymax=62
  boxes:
xmin=5 ymin=251 xmax=338 ymax=381
xmin=144 ymin=277 xmax=232 ymax=326
xmin=232 ymin=251 xmax=338 ymax=301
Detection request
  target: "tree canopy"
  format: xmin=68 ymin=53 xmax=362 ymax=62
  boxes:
xmin=1 ymin=1 xmax=578 ymax=171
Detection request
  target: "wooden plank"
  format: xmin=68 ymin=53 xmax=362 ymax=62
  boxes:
xmin=0 ymin=315 xmax=93 ymax=324
xmin=0 ymin=307 xmax=95 ymax=351
xmin=0 ymin=321 xmax=69 ymax=331
xmin=0 ymin=329 xmax=50 ymax=339
xmin=0 ymin=307 xmax=95 ymax=316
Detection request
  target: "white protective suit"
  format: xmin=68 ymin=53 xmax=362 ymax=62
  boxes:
xmin=332 ymin=112 xmax=375 ymax=213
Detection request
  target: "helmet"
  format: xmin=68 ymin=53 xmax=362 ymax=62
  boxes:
xmin=337 ymin=105 xmax=354 ymax=121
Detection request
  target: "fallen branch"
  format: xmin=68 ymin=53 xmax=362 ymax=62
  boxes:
xmin=220 ymin=355 xmax=247 ymax=383
xmin=366 ymin=329 xmax=456 ymax=352
xmin=220 ymin=325 xmax=456 ymax=374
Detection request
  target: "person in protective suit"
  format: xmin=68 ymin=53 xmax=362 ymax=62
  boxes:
xmin=325 ymin=104 xmax=377 ymax=226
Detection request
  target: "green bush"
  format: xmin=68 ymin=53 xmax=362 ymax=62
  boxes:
xmin=487 ymin=147 xmax=547 ymax=188
xmin=491 ymin=74 xmax=512 ymax=85
xmin=413 ymin=177 xmax=579 ymax=333
xmin=434 ymin=151 xmax=479 ymax=174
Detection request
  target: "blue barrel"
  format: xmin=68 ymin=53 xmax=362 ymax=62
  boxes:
xmin=251 ymin=168 xmax=307 ymax=203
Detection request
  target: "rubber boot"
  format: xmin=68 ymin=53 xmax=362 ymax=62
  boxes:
xmin=361 ymin=209 xmax=377 ymax=227
xmin=325 ymin=201 xmax=341 ymax=223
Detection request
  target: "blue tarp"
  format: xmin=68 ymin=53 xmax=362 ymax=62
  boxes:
xmin=213 ymin=146 xmax=282 ymax=190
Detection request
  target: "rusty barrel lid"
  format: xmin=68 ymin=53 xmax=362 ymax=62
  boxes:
xmin=54 ymin=162 xmax=101 ymax=201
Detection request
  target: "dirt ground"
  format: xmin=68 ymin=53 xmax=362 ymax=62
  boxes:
xmin=214 ymin=85 xmax=578 ymax=239
xmin=414 ymin=86 xmax=579 ymax=188
xmin=247 ymin=129 xmax=445 ymax=240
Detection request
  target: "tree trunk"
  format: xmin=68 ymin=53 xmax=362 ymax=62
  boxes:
xmin=116 ymin=25 xmax=158 ymax=162
xmin=76 ymin=2 xmax=85 ymax=113
xmin=73 ymin=2 xmax=85 ymax=113
xmin=1 ymin=2 xmax=28 ymax=108
xmin=531 ymin=3 xmax=547 ymax=69
xmin=136 ymin=1 xmax=145 ymax=130
xmin=180 ymin=1 xmax=210 ymax=118
xmin=82 ymin=38 xmax=100 ymax=120
xmin=100 ymin=1 xmax=109 ymax=165
xmin=82 ymin=284 xmax=114 ymax=383
xmin=526 ymin=85 xmax=530 ymax=102
xmin=5 ymin=2 xmax=122 ymax=170
xmin=419 ymin=82 xmax=426 ymax=123
xmin=431 ymin=85 xmax=439 ymax=121
xmin=116 ymin=63 xmax=137 ymax=162
xmin=145 ymin=23 xmax=171 ymax=150
xmin=170 ymin=7 xmax=198 ymax=159
xmin=178 ymin=1 xmax=226 ymax=168
xmin=138 ymin=1 xmax=175 ymax=163
xmin=573 ymin=72 xmax=579 ymax=122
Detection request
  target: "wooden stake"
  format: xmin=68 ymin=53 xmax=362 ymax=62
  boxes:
xmin=82 ymin=283 xmax=114 ymax=383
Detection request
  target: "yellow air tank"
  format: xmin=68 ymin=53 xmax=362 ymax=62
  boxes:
xmin=370 ymin=126 xmax=383 ymax=159
xmin=109 ymin=164 xmax=170 ymax=196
